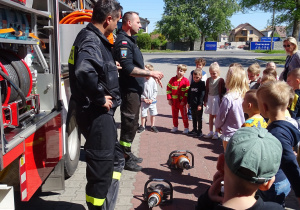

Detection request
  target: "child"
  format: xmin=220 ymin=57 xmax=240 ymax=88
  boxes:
xmin=188 ymin=58 xmax=207 ymax=120
xmin=287 ymin=68 xmax=300 ymax=124
xmin=137 ymin=64 xmax=158 ymax=133
xmin=247 ymin=63 xmax=261 ymax=89
xmin=215 ymin=64 xmax=249 ymax=150
xmin=204 ymin=62 xmax=226 ymax=140
xmin=196 ymin=127 xmax=284 ymax=210
xmin=167 ymin=64 xmax=190 ymax=134
xmin=256 ymin=81 xmax=300 ymax=206
xmin=188 ymin=58 xmax=208 ymax=83
xmin=266 ymin=61 xmax=276 ymax=70
xmin=263 ymin=67 xmax=278 ymax=79
xmin=187 ymin=68 xmax=206 ymax=137
xmin=242 ymin=89 xmax=268 ymax=128
xmin=260 ymin=73 xmax=276 ymax=85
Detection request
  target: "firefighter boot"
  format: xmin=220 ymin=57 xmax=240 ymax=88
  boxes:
xmin=129 ymin=152 xmax=143 ymax=163
xmin=124 ymin=158 xmax=142 ymax=172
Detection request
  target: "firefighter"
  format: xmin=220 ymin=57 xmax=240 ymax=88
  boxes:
xmin=113 ymin=11 xmax=164 ymax=172
xmin=68 ymin=1 xmax=123 ymax=209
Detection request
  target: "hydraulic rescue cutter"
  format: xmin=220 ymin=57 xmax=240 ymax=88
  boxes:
xmin=167 ymin=150 xmax=194 ymax=170
xmin=143 ymin=178 xmax=173 ymax=208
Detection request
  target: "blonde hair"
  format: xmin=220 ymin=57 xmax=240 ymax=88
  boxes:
xmin=193 ymin=68 xmax=202 ymax=77
xmin=244 ymin=89 xmax=259 ymax=111
xmin=287 ymin=68 xmax=300 ymax=78
xmin=209 ymin=62 xmax=220 ymax=75
xmin=229 ymin=63 xmax=243 ymax=68
xmin=177 ymin=64 xmax=187 ymax=72
xmin=261 ymin=74 xmax=276 ymax=84
xmin=195 ymin=58 xmax=206 ymax=66
xmin=284 ymin=37 xmax=298 ymax=54
xmin=263 ymin=68 xmax=277 ymax=78
xmin=145 ymin=64 xmax=154 ymax=71
xmin=226 ymin=65 xmax=249 ymax=97
xmin=247 ymin=63 xmax=260 ymax=75
xmin=257 ymin=81 xmax=293 ymax=110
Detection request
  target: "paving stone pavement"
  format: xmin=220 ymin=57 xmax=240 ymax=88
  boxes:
xmin=14 ymin=50 xmax=300 ymax=210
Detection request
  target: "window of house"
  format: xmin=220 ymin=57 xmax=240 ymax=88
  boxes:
xmin=242 ymin=30 xmax=247 ymax=36
xmin=249 ymin=30 xmax=253 ymax=34
xmin=223 ymin=37 xmax=226 ymax=40
xmin=249 ymin=38 xmax=253 ymax=41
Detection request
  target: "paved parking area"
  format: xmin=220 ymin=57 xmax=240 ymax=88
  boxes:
xmin=15 ymin=50 xmax=300 ymax=210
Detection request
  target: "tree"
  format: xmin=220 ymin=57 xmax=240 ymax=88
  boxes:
xmin=195 ymin=0 xmax=239 ymax=50
xmin=239 ymin=0 xmax=300 ymax=39
xmin=157 ymin=0 xmax=202 ymax=50
xmin=157 ymin=0 xmax=239 ymax=50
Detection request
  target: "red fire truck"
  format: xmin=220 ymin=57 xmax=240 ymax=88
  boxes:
xmin=0 ymin=0 xmax=91 ymax=207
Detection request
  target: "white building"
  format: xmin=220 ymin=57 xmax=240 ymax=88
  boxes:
xmin=140 ymin=17 xmax=150 ymax=33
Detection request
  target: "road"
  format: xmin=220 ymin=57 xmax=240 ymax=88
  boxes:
xmin=15 ymin=50 xmax=296 ymax=210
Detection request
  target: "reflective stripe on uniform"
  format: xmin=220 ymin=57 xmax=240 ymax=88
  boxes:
xmin=172 ymin=86 xmax=178 ymax=90
xmin=167 ymin=83 xmax=172 ymax=88
xmin=86 ymin=194 xmax=105 ymax=206
xmin=166 ymin=90 xmax=172 ymax=94
xmin=172 ymin=95 xmax=178 ymax=99
xmin=68 ymin=46 xmax=75 ymax=65
xmin=113 ymin=171 xmax=121 ymax=180
xmin=290 ymin=94 xmax=299 ymax=111
xmin=120 ymin=141 xmax=131 ymax=147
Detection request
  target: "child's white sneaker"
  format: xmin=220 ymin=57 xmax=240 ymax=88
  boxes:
xmin=171 ymin=127 xmax=178 ymax=132
xmin=204 ymin=132 xmax=213 ymax=139
xmin=183 ymin=128 xmax=189 ymax=134
xmin=212 ymin=133 xmax=219 ymax=140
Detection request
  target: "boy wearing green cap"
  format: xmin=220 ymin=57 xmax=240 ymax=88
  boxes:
xmin=195 ymin=127 xmax=284 ymax=210
xmin=256 ymin=81 xmax=300 ymax=207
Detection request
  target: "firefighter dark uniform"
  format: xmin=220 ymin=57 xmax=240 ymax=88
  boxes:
xmin=68 ymin=22 xmax=124 ymax=210
xmin=113 ymin=29 xmax=144 ymax=157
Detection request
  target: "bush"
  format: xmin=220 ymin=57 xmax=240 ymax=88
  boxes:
xmin=151 ymin=38 xmax=161 ymax=49
xmin=136 ymin=33 xmax=151 ymax=50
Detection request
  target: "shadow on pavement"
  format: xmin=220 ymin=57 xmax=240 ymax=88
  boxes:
xmin=14 ymin=191 xmax=85 ymax=210
xmin=148 ymin=57 xmax=267 ymax=68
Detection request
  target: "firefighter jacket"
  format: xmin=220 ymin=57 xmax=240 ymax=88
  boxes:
xmin=113 ymin=29 xmax=145 ymax=95
xmin=167 ymin=76 xmax=190 ymax=104
xmin=68 ymin=23 xmax=121 ymax=115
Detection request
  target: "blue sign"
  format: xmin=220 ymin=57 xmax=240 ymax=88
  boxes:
xmin=261 ymin=37 xmax=281 ymax=42
xmin=204 ymin=42 xmax=217 ymax=51
xmin=250 ymin=42 xmax=274 ymax=50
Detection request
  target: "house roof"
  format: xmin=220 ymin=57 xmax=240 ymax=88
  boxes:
xmin=261 ymin=26 xmax=286 ymax=38
xmin=140 ymin=17 xmax=150 ymax=24
xmin=231 ymin=23 xmax=264 ymax=36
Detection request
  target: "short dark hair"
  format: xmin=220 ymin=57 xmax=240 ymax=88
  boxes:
xmin=122 ymin=11 xmax=139 ymax=26
xmin=91 ymin=0 xmax=122 ymax=23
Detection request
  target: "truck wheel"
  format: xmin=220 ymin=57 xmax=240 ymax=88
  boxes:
xmin=64 ymin=100 xmax=81 ymax=179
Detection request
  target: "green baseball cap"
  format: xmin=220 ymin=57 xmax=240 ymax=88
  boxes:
xmin=225 ymin=127 xmax=283 ymax=184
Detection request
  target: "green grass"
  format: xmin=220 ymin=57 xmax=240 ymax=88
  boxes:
xmin=253 ymin=50 xmax=286 ymax=54
xmin=140 ymin=49 xmax=182 ymax=53
xmin=256 ymin=56 xmax=286 ymax=64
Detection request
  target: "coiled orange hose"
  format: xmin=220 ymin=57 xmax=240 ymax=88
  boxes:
xmin=59 ymin=9 xmax=114 ymax=44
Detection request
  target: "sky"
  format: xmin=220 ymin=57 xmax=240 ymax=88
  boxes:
xmin=118 ymin=0 xmax=274 ymax=33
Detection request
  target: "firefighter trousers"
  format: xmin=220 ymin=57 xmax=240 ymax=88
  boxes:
xmin=119 ymin=92 xmax=140 ymax=155
xmin=76 ymin=106 xmax=124 ymax=210
xmin=172 ymin=100 xmax=189 ymax=128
